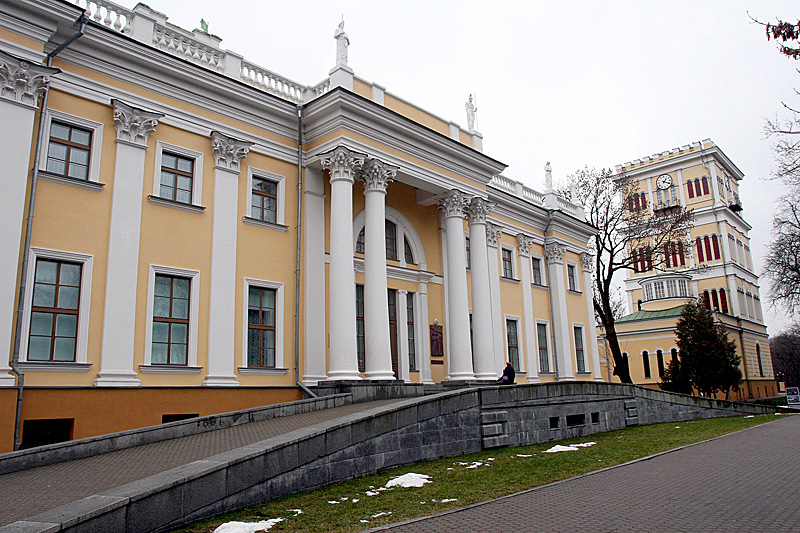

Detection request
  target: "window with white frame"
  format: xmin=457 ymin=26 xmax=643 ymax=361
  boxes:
xmin=39 ymin=110 xmax=104 ymax=184
xmin=244 ymin=279 xmax=284 ymax=369
xmin=153 ymin=142 xmax=204 ymax=207
xmin=22 ymin=250 xmax=93 ymax=364
xmin=666 ymin=279 xmax=677 ymax=298
xmin=406 ymin=293 xmax=416 ymax=371
xmin=643 ymin=283 xmax=654 ymax=301
xmin=653 ymin=281 xmax=665 ymax=300
xmin=573 ymin=325 xmax=586 ymax=373
xmin=532 ymin=256 xmax=544 ymax=285
xmin=501 ymin=246 xmax=515 ymax=279
xmin=247 ymin=168 xmax=285 ymax=225
xmin=728 ymin=235 xmax=737 ymax=263
xmin=678 ymin=279 xmax=689 ymax=297
xmin=505 ymin=318 xmax=520 ymax=370
xmin=144 ymin=265 xmax=200 ymax=368
xmin=465 ymin=235 xmax=471 ymax=270
xmin=567 ymin=263 xmax=578 ymax=292
xmin=536 ymin=322 xmax=550 ymax=373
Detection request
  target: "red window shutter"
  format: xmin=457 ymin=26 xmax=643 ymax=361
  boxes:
xmin=704 ymin=236 xmax=712 ymax=260
xmin=687 ymin=182 xmax=695 ymax=199
xmin=678 ymin=242 xmax=685 ymax=266
xmin=711 ymin=290 xmax=719 ymax=310
xmin=720 ymin=289 xmax=728 ymax=313
xmin=702 ymin=177 xmax=709 ymax=195
xmin=631 ymin=249 xmax=639 ymax=272
xmin=712 ymin=235 xmax=720 ymax=259
xmin=664 ymin=243 xmax=671 ymax=268
xmin=641 ymin=192 xmax=647 ymax=210
xmin=696 ymin=237 xmax=704 ymax=262
xmin=646 ymin=247 xmax=653 ymax=270
xmin=695 ymin=180 xmax=702 ymax=197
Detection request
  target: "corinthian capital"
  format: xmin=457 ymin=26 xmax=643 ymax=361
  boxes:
xmin=466 ymin=197 xmax=494 ymax=224
xmin=320 ymin=145 xmax=365 ymax=184
xmin=112 ymin=99 xmax=164 ymax=147
xmin=516 ymin=233 xmax=535 ymax=257
xmin=211 ymin=131 xmax=253 ymax=172
xmin=580 ymin=252 xmax=595 ymax=273
xmin=437 ymin=189 xmax=471 ymax=219
xmin=486 ymin=222 xmax=502 ymax=248
xmin=359 ymin=157 xmax=397 ymax=194
xmin=0 ymin=50 xmax=60 ymax=107
xmin=545 ymin=242 xmax=566 ymax=264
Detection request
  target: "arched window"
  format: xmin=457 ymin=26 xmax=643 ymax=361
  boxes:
xmin=687 ymin=181 xmax=695 ymax=199
xmin=711 ymin=289 xmax=719 ymax=311
xmin=631 ymin=248 xmax=639 ymax=272
xmin=719 ymin=289 xmax=728 ymax=313
xmin=702 ymin=290 xmax=711 ymax=309
xmin=634 ymin=194 xmax=640 ymax=211
xmin=385 ymin=220 xmax=398 ymax=260
xmin=664 ymin=243 xmax=671 ymax=268
xmin=642 ymin=350 xmax=651 ymax=379
xmin=712 ymin=235 xmax=720 ymax=259
xmin=696 ymin=237 xmax=705 ymax=262
xmin=701 ymin=176 xmax=709 ymax=194
xmin=704 ymin=236 xmax=712 ymax=261
xmin=678 ymin=242 xmax=685 ymax=266
xmin=645 ymin=246 xmax=653 ymax=271
xmin=670 ymin=348 xmax=678 ymax=364
xmin=640 ymin=192 xmax=647 ymax=210
xmin=694 ymin=179 xmax=702 ymax=197
xmin=656 ymin=349 xmax=665 ymax=378
xmin=756 ymin=344 xmax=764 ymax=377
xmin=628 ymin=196 xmax=635 ymax=212
xmin=404 ymin=236 xmax=415 ymax=264
xmin=356 ymin=228 xmax=365 ymax=254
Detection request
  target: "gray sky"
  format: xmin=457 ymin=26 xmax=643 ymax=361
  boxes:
xmin=134 ymin=0 xmax=797 ymax=333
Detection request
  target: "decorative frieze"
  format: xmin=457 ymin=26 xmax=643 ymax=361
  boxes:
xmin=581 ymin=252 xmax=595 ymax=273
xmin=485 ymin=222 xmax=503 ymax=248
xmin=437 ymin=189 xmax=471 ymax=219
xmin=545 ymin=242 xmax=567 ymax=264
xmin=112 ymin=99 xmax=163 ymax=147
xmin=211 ymin=131 xmax=253 ymax=171
xmin=0 ymin=50 xmax=60 ymax=107
xmin=320 ymin=145 xmax=365 ymax=184
xmin=516 ymin=234 xmax=535 ymax=257
xmin=359 ymin=157 xmax=396 ymax=193
xmin=466 ymin=197 xmax=494 ymax=224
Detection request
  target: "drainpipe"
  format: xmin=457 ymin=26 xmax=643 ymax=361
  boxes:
xmin=544 ymin=210 xmax=559 ymax=376
xmin=293 ymin=104 xmax=316 ymax=399
xmin=9 ymin=13 xmax=88 ymax=451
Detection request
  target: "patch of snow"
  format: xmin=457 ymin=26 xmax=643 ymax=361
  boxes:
xmin=328 ymin=500 xmax=339 ymax=504
xmin=360 ymin=520 xmax=370 ymax=523
xmin=287 ymin=509 xmax=302 ymax=515
xmin=543 ymin=445 xmax=579 ymax=453
xmin=744 ymin=415 xmax=754 ymax=418
xmin=573 ymin=442 xmax=596 ymax=448
xmin=440 ymin=498 xmax=458 ymax=503
xmin=487 ymin=457 xmax=495 ymax=461
xmin=351 ymin=499 xmax=359 ymax=503
xmin=340 ymin=497 xmax=348 ymax=501
xmin=466 ymin=461 xmax=489 ymax=469
xmin=675 ymin=426 xmax=681 ymax=429
xmin=377 ymin=486 xmax=392 ymax=491
xmin=213 ymin=518 xmax=284 ymax=533
xmin=516 ymin=454 xmax=533 ymax=457
xmin=385 ymin=473 xmax=432 ymax=488
xmin=365 ymin=491 xmax=379 ymax=496
xmin=371 ymin=512 xmax=393 ymax=518
xmin=446 ymin=467 xmax=454 ymax=470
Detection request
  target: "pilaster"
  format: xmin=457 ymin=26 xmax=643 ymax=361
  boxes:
xmin=486 ymin=222 xmax=505 ymax=377
xmin=396 ymin=289 xmax=410 ymax=382
xmin=467 ymin=198 xmax=496 ymax=379
xmin=546 ymin=241 xmax=574 ymax=381
xmin=517 ymin=234 xmax=540 ymax=382
xmin=302 ymin=167 xmax=328 ymax=384
xmin=581 ymin=252 xmax=604 ymax=381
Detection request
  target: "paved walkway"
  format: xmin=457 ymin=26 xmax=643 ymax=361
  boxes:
xmin=0 ymin=398 xmax=401 ymax=526
xmin=372 ymin=415 xmax=800 ymax=532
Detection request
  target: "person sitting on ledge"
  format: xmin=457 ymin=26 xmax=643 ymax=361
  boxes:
xmin=497 ymin=361 xmax=515 ymax=385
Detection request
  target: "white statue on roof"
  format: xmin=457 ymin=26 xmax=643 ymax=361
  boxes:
xmin=545 ymin=161 xmax=553 ymax=191
xmin=334 ymin=20 xmax=349 ymax=67
xmin=465 ymin=94 xmax=477 ymax=131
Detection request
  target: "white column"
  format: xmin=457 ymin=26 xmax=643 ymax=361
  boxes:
xmin=321 ymin=146 xmax=364 ymax=380
xmin=417 ymin=283 xmax=434 ymax=384
xmin=581 ymin=253 xmax=604 ymax=381
xmin=396 ymin=289 xmax=410 ymax=382
xmin=486 ymin=223 xmax=505 ymax=377
xmin=96 ymin=100 xmax=164 ymax=387
xmin=517 ymin=234 xmax=540 ymax=382
xmin=438 ymin=190 xmax=474 ymax=380
xmin=546 ymin=242 xmax=574 ymax=381
xmin=360 ymin=158 xmax=397 ymax=380
xmin=204 ymin=132 xmax=253 ymax=386
xmin=302 ymin=167 xmax=328 ymax=384
xmin=0 ymin=51 xmax=60 ymax=386
xmin=467 ymin=198 xmax=496 ymax=380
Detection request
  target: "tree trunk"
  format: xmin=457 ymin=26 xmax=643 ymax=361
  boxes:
xmin=604 ymin=320 xmax=633 ymax=384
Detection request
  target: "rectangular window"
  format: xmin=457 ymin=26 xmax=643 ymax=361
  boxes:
xmin=654 ymin=281 xmax=665 ymax=300
xmin=28 ymin=259 xmax=81 ymax=362
xmin=506 ymin=319 xmax=520 ymax=370
xmin=574 ymin=326 xmax=585 ymax=372
xmin=657 ymin=350 xmax=665 ymax=378
xmin=465 ymin=236 xmax=471 ymax=269
xmin=642 ymin=350 xmax=651 ymax=379
xmin=532 ymin=257 xmax=543 ymax=285
xmin=567 ymin=264 xmax=577 ymax=291
xmin=644 ymin=283 xmax=653 ymax=301
xmin=159 ymin=152 xmax=194 ymax=204
xmin=678 ymin=279 xmax=689 ymax=297
xmin=251 ymin=176 xmax=278 ymax=223
xmin=385 ymin=220 xmax=398 ymax=261
xmin=46 ymin=122 xmax=92 ymax=180
xmin=666 ymin=279 xmax=677 ymax=298
xmin=537 ymin=323 xmax=550 ymax=373
xmin=247 ymin=286 xmax=277 ymax=367
xmin=501 ymin=248 xmax=514 ymax=279
xmin=356 ymin=284 xmax=365 ymax=372
xmin=151 ymin=274 xmax=190 ymax=365
xmin=407 ymin=293 xmax=416 ymax=371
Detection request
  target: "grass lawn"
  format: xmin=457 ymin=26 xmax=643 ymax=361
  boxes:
xmin=175 ymin=414 xmax=780 ymax=533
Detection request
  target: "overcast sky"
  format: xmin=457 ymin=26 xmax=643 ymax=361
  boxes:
xmin=130 ymin=0 xmax=798 ymax=333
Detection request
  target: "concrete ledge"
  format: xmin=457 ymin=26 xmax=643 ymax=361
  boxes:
xmin=0 ymin=394 xmax=351 ymax=475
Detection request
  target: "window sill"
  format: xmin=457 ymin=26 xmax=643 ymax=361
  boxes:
xmin=501 ymin=277 xmax=520 ymax=284
xmin=576 ymin=371 xmax=593 ymax=376
xmin=532 ymin=282 xmax=548 ymax=289
xmin=568 ymin=289 xmax=583 ymax=295
xmin=538 ymin=371 xmax=556 ymax=376
xmin=238 ymin=367 xmax=288 ymax=375
xmin=242 ymin=217 xmax=288 ymax=232
xmin=18 ymin=361 xmax=92 ymax=372
xmin=148 ymin=195 xmax=206 ymax=214
xmin=39 ymin=171 xmax=104 ymax=191
xmin=139 ymin=364 xmax=203 ymax=374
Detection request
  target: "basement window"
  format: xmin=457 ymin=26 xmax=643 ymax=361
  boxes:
xmin=566 ymin=414 xmax=586 ymax=427
xmin=21 ymin=418 xmax=74 ymax=449
xmin=162 ymin=414 xmax=199 ymax=424
xmin=549 ymin=416 xmax=560 ymax=430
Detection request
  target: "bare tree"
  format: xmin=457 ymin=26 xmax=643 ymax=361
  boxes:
xmin=566 ymin=168 xmax=694 ymax=383
xmin=770 ymin=322 xmax=800 ymax=387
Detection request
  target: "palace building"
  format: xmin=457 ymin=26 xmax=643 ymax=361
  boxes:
xmin=0 ymin=0 xmax=600 ymax=451
xmin=600 ymin=140 xmax=776 ymax=399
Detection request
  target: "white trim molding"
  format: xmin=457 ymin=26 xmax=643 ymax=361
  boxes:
xmin=246 ymin=167 xmax=286 ymax=225
xmin=38 ymin=108 xmax=105 ymax=184
xmin=503 ymin=314 xmax=524 ymax=373
xmin=152 ymin=141 xmax=205 ymax=207
xmin=242 ymin=278 xmax=285 ymax=371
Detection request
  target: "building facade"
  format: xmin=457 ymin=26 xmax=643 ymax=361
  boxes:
xmin=599 ymin=140 xmax=776 ymax=399
xmin=0 ymin=0 xmax=601 ymax=451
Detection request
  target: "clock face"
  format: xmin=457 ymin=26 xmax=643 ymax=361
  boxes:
xmin=656 ymin=174 xmax=672 ymax=190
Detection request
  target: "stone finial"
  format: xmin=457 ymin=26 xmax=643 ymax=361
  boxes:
xmin=466 ymin=197 xmax=494 ymax=224
xmin=112 ymin=99 xmax=164 ymax=146
xmin=580 ymin=252 xmax=595 ymax=273
xmin=486 ymin=222 xmax=503 ymax=248
xmin=0 ymin=50 xmax=60 ymax=107
xmin=320 ymin=145 xmax=365 ymax=183
xmin=211 ymin=131 xmax=253 ymax=171
xmin=359 ymin=157 xmax=397 ymax=193
xmin=516 ymin=234 xmax=535 ymax=257
xmin=545 ymin=242 xmax=566 ymax=264
xmin=437 ymin=189 xmax=471 ymax=219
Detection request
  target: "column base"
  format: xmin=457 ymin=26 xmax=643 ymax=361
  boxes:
xmin=526 ymin=376 xmax=541 ymax=383
xmin=594 ymin=376 xmax=606 ymax=382
xmin=363 ymin=371 xmax=396 ymax=381
xmin=556 ymin=375 xmax=575 ymax=382
xmin=203 ymin=374 xmax=240 ymax=387
xmin=302 ymin=375 xmax=328 ymax=386
xmin=94 ymin=370 xmax=141 ymax=387
xmin=0 ymin=369 xmax=17 ymax=387
xmin=325 ymin=371 xmax=363 ymax=381
xmin=447 ymin=372 xmax=476 ymax=381
xmin=473 ymin=372 xmax=499 ymax=381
